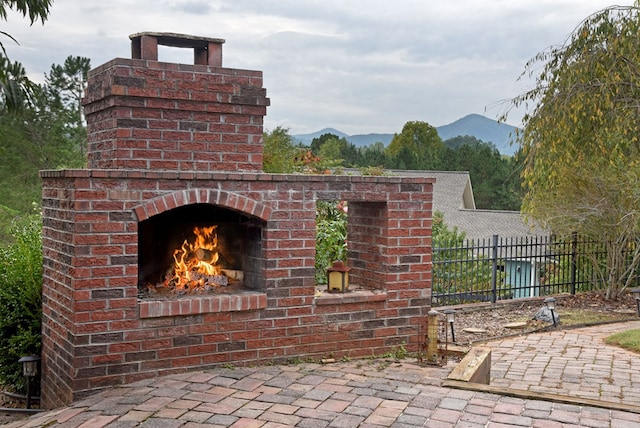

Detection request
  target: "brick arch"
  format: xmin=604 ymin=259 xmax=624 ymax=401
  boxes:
xmin=133 ymin=189 xmax=272 ymax=221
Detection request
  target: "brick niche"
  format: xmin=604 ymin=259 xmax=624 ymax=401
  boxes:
xmin=40 ymin=32 xmax=434 ymax=409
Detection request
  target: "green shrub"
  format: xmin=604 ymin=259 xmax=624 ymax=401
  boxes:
xmin=0 ymin=214 xmax=42 ymax=393
xmin=0 ymin=205 xmax=20 ymax=245
xmin=316 ymin=201 xmax=347 ymax=284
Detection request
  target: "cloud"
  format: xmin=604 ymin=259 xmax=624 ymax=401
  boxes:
xmin=1 ymin=0 xmax=633 ymax=134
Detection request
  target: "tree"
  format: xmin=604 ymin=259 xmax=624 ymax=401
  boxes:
xmin=0 ymin=0 xmax=50 ymax=25
xmin=317 ymin=136 xmax=343 ymax=162
xmin=262 ymin=126 xmax=301 ymax=173
xmin=359 ymin=141 xmax=388 ymax=167
xmin=0 ymin=54 xmax=33 ymax=111
xmin=0 ymin=57 xmax=90 ymax=214
xmin=442 ymin=136 xmax=523 ymax=210
xmin=310 ymin=133 xmax=338 ymax=155
xmin=503 ymin=4 xmax=640 ymax=298
xmin=44 ymin=55 xmax=90 ymax=159
xmin=0 ymin=0 xmax=52 ymax=109
xmin=431 ymin=211 xmax=498 ymax=305
xmin=310 ymin=132 xmax=363 ymax=167
xmin=386 ymin=121 xmax=445 ymax=170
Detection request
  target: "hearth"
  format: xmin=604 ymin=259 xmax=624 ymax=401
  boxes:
xmin=138 ymin=203 xmax=263 ymax=296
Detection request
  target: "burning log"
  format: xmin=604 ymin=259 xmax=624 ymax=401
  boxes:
xmin=155 ymin=225 xmax=248 ymax=295
xmin=190 ymin=272 xmax=228 ymax=287
xmin=195 ymin=248 xmax=218 ymax=263
xmin=221 ymin=269 xmax=244 ymax=281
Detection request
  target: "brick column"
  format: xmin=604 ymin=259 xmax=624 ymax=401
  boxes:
xmin=84 ymin=35 xmax=268 ymax=172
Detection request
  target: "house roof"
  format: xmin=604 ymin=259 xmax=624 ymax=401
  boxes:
xmin=388 ymin=170 xmax=547 ymax=241
xmin=339 ymin=168 xmax=546 ymax=240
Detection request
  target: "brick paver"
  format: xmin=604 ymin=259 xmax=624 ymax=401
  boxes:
xmin=486 ymin=320 xmax=640 ymax=408
xmin=6 ymin=321 xmax=640 ymax=427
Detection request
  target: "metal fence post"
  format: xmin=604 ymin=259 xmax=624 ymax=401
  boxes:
xmin=570 ymin=232 xmax=578 ymax=294
xmin=491 ymin=234 xmax=498 ymax=303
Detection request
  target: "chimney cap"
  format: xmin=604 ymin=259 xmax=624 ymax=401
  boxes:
xmin=129 ymin=32 xmax=225 ymax=49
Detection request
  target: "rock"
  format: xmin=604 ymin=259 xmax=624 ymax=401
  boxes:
xmin=533 ymin=307 xmax=560 ymax=324
xmin=463 ymin=328 xmax=488 ymax=334
xmin=504 ymin=321 xmax=528 ymax=329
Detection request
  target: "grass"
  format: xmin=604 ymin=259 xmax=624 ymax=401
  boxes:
xmin=605 ymin=329 xmax=640 ymax=353
xmin=508 ymin=309 xmax=634 ymax=329
xmin=560 ymin=309 xmax=634 ymax=325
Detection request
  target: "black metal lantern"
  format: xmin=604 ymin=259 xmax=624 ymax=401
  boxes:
xmin=327 ymin=261 xmax=350 ymax=293
xmin=18 ymin=355 xmax=40 ymax=409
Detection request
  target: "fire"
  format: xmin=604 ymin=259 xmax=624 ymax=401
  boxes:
xmin=167 ymin=225 xmax=227 ymax=291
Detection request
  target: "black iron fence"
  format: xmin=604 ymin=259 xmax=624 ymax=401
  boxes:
xmin=431 ymin=234 xmax=607 ymax=307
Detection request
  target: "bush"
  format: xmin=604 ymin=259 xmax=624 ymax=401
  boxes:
xmin=0 ymin=205 xmax=20 ymax=245
xmin=316 ymin=201 xmax=347 ymax=284
xmin=0 ymin=214 xmax=42 ymax=394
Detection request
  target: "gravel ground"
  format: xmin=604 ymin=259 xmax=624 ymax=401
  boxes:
xmin=0 ymin=393 xmax=37 ymax=424
xmin=440 ymin=291 xmax=638 ymax=346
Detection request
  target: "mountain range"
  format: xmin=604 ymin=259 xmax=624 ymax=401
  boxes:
xmin=292 ymin=114 xmax=520 ymax=156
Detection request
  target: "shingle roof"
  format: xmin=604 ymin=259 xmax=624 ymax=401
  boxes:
xmin=340 ymin=169 xmax=546 ymax=240
xmin=389 ymin=170 xmax=547 ymax=241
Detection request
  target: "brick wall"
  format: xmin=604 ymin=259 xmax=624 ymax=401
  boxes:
xmin=39 ymin=33 xmax=434 ymax=408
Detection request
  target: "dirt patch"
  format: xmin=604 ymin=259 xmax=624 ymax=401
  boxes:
xmin=443 ymin=291 xmax=638 ymax=346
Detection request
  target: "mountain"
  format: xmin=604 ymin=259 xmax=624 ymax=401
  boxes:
xmin=292 ymin=128 xmax=349 ymax=146
xmin=293 ymin=128 xmax=393 ymax=148
xmin=437 ymin=114 xmax=519 ymax=156
xmin=292 ymin=114 xmax=520 ymax=156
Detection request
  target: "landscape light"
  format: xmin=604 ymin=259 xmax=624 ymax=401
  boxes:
xmin=18 ymin=355 xmax=40 ymax=409
xmin=544 ymin=297 xmax=557 ymax=327
xmin=443 ymin=309 xmax=457 ymax=343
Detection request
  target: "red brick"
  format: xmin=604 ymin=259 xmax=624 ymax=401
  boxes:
xmin=142 ymin=339 xmax=172 ymax=350
xmin=109 ymin=341 xmax=140 ymax=353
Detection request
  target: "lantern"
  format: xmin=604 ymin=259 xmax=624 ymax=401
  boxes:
xmin=18 ymin=354 xmax=40 ymax=409
xmin=327 ymin=261 xmax=350 ymax=293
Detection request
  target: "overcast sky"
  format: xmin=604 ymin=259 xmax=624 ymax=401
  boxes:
xmin=2 ymin=0 xmax=632 ymax=135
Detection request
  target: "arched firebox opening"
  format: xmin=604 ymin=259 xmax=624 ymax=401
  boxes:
xmin=138 ymin=203 xmax=264 ymax=297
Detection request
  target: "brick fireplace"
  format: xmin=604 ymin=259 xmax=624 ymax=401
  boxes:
xmin=40 ymin=32 xmax=434 ymax=409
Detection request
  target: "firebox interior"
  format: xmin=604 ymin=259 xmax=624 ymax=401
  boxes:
xmin=138 ymin=203 xmax=264 ymax=294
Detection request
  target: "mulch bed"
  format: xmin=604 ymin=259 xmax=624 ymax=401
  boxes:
xmin=442 ymin=291 xmax=638 ymax=346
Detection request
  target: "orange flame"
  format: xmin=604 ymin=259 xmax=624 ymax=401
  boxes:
xmin=169 ymin=226 xmax=221 ymax=290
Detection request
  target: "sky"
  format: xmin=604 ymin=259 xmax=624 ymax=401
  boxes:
xmin=2 ymin=0 xmax=634 ymax=135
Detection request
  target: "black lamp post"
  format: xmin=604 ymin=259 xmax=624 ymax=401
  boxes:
xmin=443 ymin=309 xmax=457 ymax=343
xmin=544 ymin=297 xmax=557 ymax=327
xmin=18 ymin=355 xmax=40 ymax=409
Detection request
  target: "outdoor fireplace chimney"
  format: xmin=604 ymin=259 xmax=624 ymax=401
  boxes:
xmin=39 ymin=32 xmax=434 ymax=410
